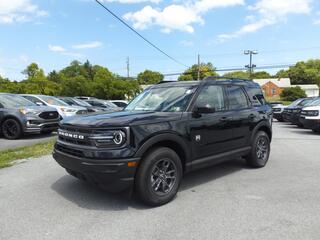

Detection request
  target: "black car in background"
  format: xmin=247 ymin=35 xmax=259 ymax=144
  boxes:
xmin=0 ymin=94 xmax=60 ymax=139
xmin=84 ymin=99 xmax=122 ymax=111
xmin=285 ymin=97 xmax=316 ymax=126
xmin=53 ymin=77 xmax=273 ymax=206
xmin=58 ymin=97 xmax=106 ymax=113
xmin=282 ymin=98 xmax=307 ymax=122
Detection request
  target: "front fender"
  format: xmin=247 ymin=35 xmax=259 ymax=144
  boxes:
xmin=134 ymin=132 xmax=191 ymax=162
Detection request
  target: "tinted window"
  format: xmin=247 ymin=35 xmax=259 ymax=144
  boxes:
xmin=23 ymin=96 xmax=41 ymax=104
xmin=194 ymin=85 xmax=226 ymax=111
xmin=227 ymin=86 xmax=249 ymax=110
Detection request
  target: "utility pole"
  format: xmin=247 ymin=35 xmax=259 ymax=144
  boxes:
xmin=244 ymin=50 xmax=258 ymax=78
xmin=126 ymin=57 xmax=130 ymax=78
xmin=197 ymin=54 xmax=201 ymax=81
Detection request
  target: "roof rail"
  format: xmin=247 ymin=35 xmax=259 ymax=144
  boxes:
xmin=156 ymin=80 xmax=178 ymax=84
xmin=203 ymin=76 xmax=252 ymax=82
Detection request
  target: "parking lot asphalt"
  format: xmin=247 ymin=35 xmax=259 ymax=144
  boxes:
xmin=0 ymin=122 xmax=320 ymax=240
xmin=0 ymin=133 xmax=57 ymax=151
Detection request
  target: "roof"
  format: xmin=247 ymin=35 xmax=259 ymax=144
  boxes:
xmin=291 ymin=84 xmax=320 ymax=90
xmin=253 ymin=78 xmax=291 ymax=88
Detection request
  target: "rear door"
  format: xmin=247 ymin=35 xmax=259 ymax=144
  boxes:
xmin=226 ymin=85 xmax=253 ymax=149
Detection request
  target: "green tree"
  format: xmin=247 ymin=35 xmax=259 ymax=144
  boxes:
xmin=252 ymin=71 xmax=271 ymax=79
xmin=280 ymin=86 xmax=307 ymax=101
xmin=223 ymin=71 xmax=249 ymax=79
xmin=274 ymin=69 xmax=289 ymax=78
xmin=137 ymin=70 xmax=164 ymax=85
xmin=178 ymin=62 xmax=218 ymax=81
xmin=288 ymin=60 xmax=320 ymax=86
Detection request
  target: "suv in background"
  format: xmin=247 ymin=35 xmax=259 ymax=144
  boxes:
xmin=287 ymin=97 xmax=316 ymax=127
xmin=53 ymin=77 xmax=272 ymax=206
xmin=21 ymin=94 xmax=88 ymax=119
xmin=270 ymin=102 xmax=286 ymax=122
xmin=58 ymin=97 xmax=106 ymax=113
xmin=85 ymin=99 xmax=122 ymax=112
xmin=0 ymin=94 xmax=59 ymax=139
xmin=300 ymin=98 xmax=320 ymax=132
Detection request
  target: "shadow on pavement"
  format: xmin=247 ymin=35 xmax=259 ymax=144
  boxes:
xmin=51 ymin=158 xmax=246 ymax=210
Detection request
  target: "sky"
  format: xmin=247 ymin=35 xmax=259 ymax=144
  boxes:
xmin=0 ymin=0 xmax=320 ymax=81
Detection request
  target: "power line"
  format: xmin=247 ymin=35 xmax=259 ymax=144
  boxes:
xmin=159 ymin=63 xmax=295 ymax=77
xmin=94 ymin=0 xmax=189 ymax=68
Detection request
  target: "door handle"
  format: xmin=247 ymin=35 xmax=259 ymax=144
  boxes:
xmin=220 ymin=116 xmax=232 ymax=122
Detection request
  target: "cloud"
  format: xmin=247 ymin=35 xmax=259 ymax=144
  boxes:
xmin=124 ymin=0 xmax=244 ymax=33
xmin=48 ymin=45 xmax=84 ymax=58
xmin=101 ymin=0 xmax=161 ymax=3
xmin=49 ymin=45 xmax=66 ymax=53
xmin=0 ymin=0 xmax=48 ymax=24
xmin=72 ymin=41 xmax=103 ymax=49
xmin=218 ymin=0 xmax=312 ymax=42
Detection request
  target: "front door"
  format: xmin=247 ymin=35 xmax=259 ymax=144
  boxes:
xmin=189 ymin=84 xmax=234 ymax=160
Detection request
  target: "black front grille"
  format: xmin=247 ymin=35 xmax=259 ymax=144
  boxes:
xmin=39 ymin=111 xmax=59 ymax=119
xmin=58 ymin=126 xmax=94 ymax=146
xmin=76 ymin=110 xmax=88 ymax=115
xmin=58 ymin=135 xmax=93 ymax=146
xmin=56 ymin=144 xmax=85 ymax=158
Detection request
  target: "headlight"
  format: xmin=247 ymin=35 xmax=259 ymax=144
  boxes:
xmin=19 ymin=109 xmax=41 ymax=115
xmin=89 ymin=129 xmax=128 ymax=148
xmin=61 ymin=108 xmax=77 ymax=113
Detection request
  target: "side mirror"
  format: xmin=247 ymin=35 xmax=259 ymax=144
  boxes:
xmin=193 ymin=106 xmax=215 ymax=117
xmin=36 ymin=101 xmax=45 ymax=106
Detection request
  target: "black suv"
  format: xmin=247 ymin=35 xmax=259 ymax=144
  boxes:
xmin=53 ymin=78 xmax=272 ymax=206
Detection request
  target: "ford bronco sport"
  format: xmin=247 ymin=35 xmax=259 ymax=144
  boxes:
xmin=53 ymin=77 xmax=272 ymax=206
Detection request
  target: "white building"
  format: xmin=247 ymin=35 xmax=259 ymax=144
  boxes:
xmin=292 ymin=84 xmax=319 ymax=97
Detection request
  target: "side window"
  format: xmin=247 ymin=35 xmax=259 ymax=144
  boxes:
xmin=194 ymin=85 xmax=226 ymax=112
xmin=24 ymin=96 xmax=39 ymax=104
xmin=227 ymin=86 xmax=249 ymax=110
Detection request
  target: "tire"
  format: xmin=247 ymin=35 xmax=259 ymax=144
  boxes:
xmin=135 ymin=147 xmax=183 ymax=206
xmin=245 ymin=131 xmax=270 ymax=168
xmin=1 ymin=118 xmax=22 ymax=140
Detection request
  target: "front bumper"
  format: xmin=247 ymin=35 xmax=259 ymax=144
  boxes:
xmin=24 ymin=120 xmax=59 ymax=133
xmin=53 ymin=148 xmax=140 ymax=192
xmin=273 ymin=112 xmax=283 ymax=120
xmin=299 ymin=117 xmax=320 ymax=130
xmin=289 ymin=113 xmax=301 ymax=125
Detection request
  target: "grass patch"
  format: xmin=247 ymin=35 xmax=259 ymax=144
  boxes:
xmin=0 ymin=140 xmax=55 ymax=169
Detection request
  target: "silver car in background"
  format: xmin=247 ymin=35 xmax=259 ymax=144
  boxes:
xmin=21 ymin=94 xmax=88 ymax=119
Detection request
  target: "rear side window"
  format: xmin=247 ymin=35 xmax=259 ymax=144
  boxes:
xmin=227 ymin=86 xmax=249 ymax=110
xmin=195 ymin=85 xmax=226 ymax=111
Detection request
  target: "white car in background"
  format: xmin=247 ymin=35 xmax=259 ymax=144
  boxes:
xmin=300 ymin=99 xmax=320 ymax=133
xmin=21 ymin=94 xmax=88 ymax=119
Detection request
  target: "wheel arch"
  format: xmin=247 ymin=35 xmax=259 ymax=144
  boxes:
xmin=0 ymin=115 xmax=24 ymax=136
xmin=251 ymin=121 xmax=272 ymax=142
xmin=134 ymin=133 xmax=190 ymax=172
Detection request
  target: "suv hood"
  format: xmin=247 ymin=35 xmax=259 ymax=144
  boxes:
xmin=61 ymin=111 xmax=183 ymax=128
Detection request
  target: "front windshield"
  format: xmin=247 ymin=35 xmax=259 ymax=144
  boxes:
xmin=101 ymin=100 xmax=118 ymax=108
xmin=288 ymin=99 xmax=303 ymax=107
xmin=298 ymin=98 xmax=314 ymax=106
xmin=72 ymin=98 xmax=92 ymax=107
xmin=309 ymin=98 xmax=320 ymax=106
xmin=125 ymin=85 xmax=197 ymax=112
xmin=0 ymin=95 xmax=35 ymax=108
xmin=40 ymin=96 xmax=69 ymax=106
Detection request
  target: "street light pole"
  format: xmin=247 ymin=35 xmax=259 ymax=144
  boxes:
xmin=244 ymin=50 xmax=258 ymax=78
